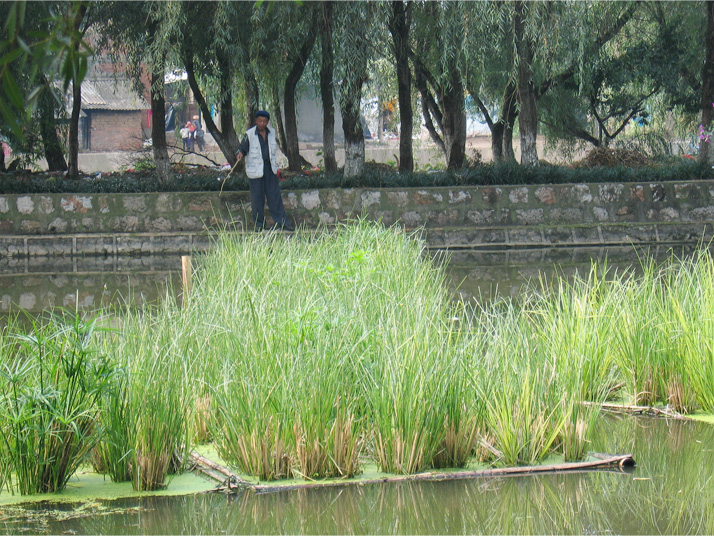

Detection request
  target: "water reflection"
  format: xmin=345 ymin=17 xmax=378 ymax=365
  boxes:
xmin=3 ymin=417 xmax=714 ymax=535
xmin=0 ymin=244 xmax=708 ymax=314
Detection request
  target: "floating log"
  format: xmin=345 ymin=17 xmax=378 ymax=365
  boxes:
xmin=188 ymin=452 xmax=252 ymax=490
xmin=189 ymin=451 xmax=635 ymax=495
xmin=582 ymin=401 xmax=685 ymax=419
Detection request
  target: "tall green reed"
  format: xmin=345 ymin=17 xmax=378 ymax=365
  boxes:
xmin=97 ymin=300 xmax=199 ymax=491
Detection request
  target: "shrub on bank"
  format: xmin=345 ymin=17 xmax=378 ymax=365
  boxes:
xmin=0 ymin=159 xmax=710 ymax=195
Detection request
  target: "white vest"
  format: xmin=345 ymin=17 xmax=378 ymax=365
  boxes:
xmin=244 ymin=126 xmax=278 ymax=179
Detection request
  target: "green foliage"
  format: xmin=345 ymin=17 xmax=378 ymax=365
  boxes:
xmin=1 ymin=160 xmax=709 ymax=195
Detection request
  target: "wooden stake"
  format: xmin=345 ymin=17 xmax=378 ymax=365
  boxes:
xmin=181 ymin=255 xmax=193 ymax=300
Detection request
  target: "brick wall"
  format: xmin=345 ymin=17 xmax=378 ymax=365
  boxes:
xmin=83 ymin=110 xmax=147 ymax=152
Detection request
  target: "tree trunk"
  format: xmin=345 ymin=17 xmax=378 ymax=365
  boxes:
xmin=441 ymin=72 xmax=466 ymax=169
xmin=501 ymin=83 xmax=518 ymax=162
xmin=413 ymin=58 xmax=446 ymax=156
xmin=319 ymin=1 xmax=337 ymax=173
xmin=150 ymin=67 xmax=172 ymax=185
xmin=514 ymin=1 xmax=539 ymax=166
xmin=342 ymin=96 xmax=365 ymax=179
xmin=701 ymin=0 xmax=714 ymax=164
xmin=271 ymin=84 xmax=288 ymax=155
xmin=388 ymin=0 xmax=413 ymax=172
xmin=184 ymin=51 xmax=237 ymax=165
xmin=38 ymin=76 xmax=68 ymax=171
xmin=67 ymin=78 xmax=81 ymax=178
xmin=218 ymin=50 xmax=239 ymax=155
xmin=66 ymin=3 xmax=88 ymax=179
xmin=244 ymin=70 xmax=259 ymax=132
xmin=284 ymin=22 xmax=318 ymax=171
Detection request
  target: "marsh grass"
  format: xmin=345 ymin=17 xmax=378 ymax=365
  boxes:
xmin=9 ymin=225 xmax=714 ymax=491
xmin=0 ymin=312 xmax=116 ymax=494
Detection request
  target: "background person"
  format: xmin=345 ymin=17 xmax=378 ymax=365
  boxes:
xmin=235 ymin=110 xmax=294 ymax=231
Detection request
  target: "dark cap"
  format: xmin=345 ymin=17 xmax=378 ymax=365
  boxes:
xmin=256 ymin=110 xmax=270 ymax=119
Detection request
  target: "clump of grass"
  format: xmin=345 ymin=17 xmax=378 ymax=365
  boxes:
xmin=0 ymin=312 xmax=117 ymax=495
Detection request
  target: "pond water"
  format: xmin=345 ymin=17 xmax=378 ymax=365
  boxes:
xmin=1 ymin=243 xmax=713 ymax=534
xmin=2 ymin=415 xmax=713 ymax=535
xmin=0 ymin=243 xmax=706 ymax=314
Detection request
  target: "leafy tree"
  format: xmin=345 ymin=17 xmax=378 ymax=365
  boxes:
xmin=0 ymin=1 xmax=92 ymax=174
xmin=701 ymin=0 xmax=714 ymax=163
xmin=93 ymin=1 xmax=178 ymax=184
xmin=410 ymin=2 xmax=468 ymax=169
xmin=178 ymin=0 xmax=242 ymax=166
xmin=319 ymin=1 xmax=337 ymax=173
xmin=388 ymin=0 xmax=414 ymax=172
xmin=334 ymin=2 xmax=376 ymax=178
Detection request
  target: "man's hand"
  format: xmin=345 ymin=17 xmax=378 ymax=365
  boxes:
xmin=235 ymin=152 xmax=243 ymax=162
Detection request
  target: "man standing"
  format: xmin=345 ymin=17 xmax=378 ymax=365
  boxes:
xmin=235 ymin=111 xmax=294 ymax=231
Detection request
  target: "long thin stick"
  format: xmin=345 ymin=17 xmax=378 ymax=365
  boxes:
xmin=219 ymin=158 xmax=241 ymax=196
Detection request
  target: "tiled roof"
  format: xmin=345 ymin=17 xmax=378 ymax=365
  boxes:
xmin=80 ymin=79 xmax=149 ymax=110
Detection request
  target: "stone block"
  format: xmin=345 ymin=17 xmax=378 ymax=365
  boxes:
xmin=122 ymin=196 xmax=147 ymax=212
xmin=386 ymin=191 xmax=409 ymax=207
xmin=571 ymin=184 xmax=594 ymax=203
xmin=600 ymin=224 xmax=657 ymax=244
xmin=0 ymin=237 xmax=26 ymax=257
xmin=630 ymin=185 xmax=644 ymax=202
xmin=549 ymin=208 xmax=583 ymax=223
xmin=191 ymin=234 xmax=215 ymax=252
xmin=508 ymin=228 xmax=543 ymax=245
xmin=76 ymin=236 xmax=116 ymax=255
xmin=593 ymin=207 xmax=609 ymax=222
xmin=47 ymin=218 xmax=68 ymax=233
xmin=515 ymin=208 xmax=544 ymax=225
xmin=413 ymin=190 xmax=443 ymax=205
xmin=116 ymin=236 xmax=150 ymax=254
xmin=508 ymin=187 xmax=529 ymax=204
xmin=361 ymin=190 xmax=381 ymax=208
xmin=17 ymin=196 xmax=34 ymax=214
xmin=669 ymin=223 xmax=713 ymax=243
xmin=543 ymin=227 xmax=575 ymax=245
xmin=690 ymin=206 xmax=714 ymax=221
xmin=301 ymin=190 xmax=322 ymax=210
xmin=61 ymin=195 xmax=93 ymax=213
xmin=28 ymin=237 xmax=73 ymax=256
xmin=651 ymin=184 xmax=666 ymax=202
xmin=535 ymin=186 xmax=556 ymax=205
xmin=571 ymin=226 xmax=602 ymax=245
xmin=399 ymin=211 xmax=422 ymax=227
xmin=448 ymin=190 xmax=471 ymax=204
xmin=480 ymin=187 xmax=503 ymax=205
xmin=598 ymin=184 xmax=623 ymax=203
xmin=152 ymin=235 xmax=192 ymax=254
xmin=466 ymin=209 xmax=496 ymax=225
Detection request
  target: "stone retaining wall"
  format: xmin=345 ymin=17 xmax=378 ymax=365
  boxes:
xmin=1 ymin=180 xmax=713 ymax=256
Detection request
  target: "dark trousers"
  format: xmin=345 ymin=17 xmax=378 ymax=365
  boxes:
xmin=248 ymin=167 xmax=288 ymax=228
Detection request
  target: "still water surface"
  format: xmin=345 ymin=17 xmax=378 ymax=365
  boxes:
xmin=1 ymin=244 xmax=713 ymax=534
xmin=2 ymin=416 xmax=713 ymax=535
